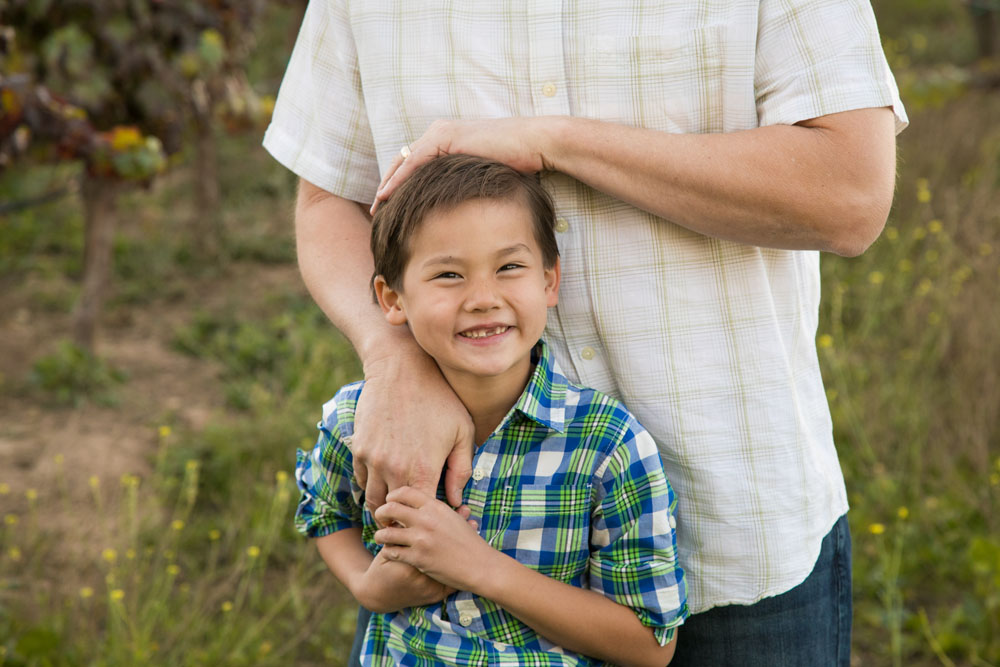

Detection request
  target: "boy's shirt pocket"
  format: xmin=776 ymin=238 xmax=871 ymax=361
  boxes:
xmin=492 ymin=482 xmax=594 ymax=584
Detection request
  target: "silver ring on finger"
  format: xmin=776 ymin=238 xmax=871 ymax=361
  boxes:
xmin=400 ymin=144 xmax=411 ymax=159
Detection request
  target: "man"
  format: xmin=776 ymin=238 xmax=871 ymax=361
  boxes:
xmin=264 ymin=2 xmax=906 ymax=663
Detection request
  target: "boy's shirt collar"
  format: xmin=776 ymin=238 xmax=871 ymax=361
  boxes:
xmin=500 ymin=339 xmax=567 ymax=435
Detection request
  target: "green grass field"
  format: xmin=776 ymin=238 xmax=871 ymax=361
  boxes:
xmin=1 ymin=1 xmax=998 ymax=664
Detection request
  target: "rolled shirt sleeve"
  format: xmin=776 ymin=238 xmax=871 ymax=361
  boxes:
xmin=294 ymin=385 xmax=365 ymax=539
xmin=589 ymin=425 xmax=689 ymax=645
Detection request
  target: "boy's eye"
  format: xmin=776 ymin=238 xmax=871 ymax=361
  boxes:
xmin=433 ymin=271 xmax=461 ymax=280
xmin=498 ymin=263 xmax=524 ymax=272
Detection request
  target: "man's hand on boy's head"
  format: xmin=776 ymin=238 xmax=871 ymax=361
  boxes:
xmin=352 ymin=348 xmax=475 ymax=513
xmin=370 ymin=117 xmax=550 ymax=215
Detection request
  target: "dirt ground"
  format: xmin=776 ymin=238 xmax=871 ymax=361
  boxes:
xmin=0 ymin=263 xmax=302 ymax=557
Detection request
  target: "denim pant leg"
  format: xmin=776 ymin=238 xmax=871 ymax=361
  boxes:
xmin=670 ymin=513 xmax=853 ymax=667
xmin=347 ymin=606 xmax=372 ymax=666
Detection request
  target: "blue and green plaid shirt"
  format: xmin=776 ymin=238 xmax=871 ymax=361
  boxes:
xmin=295 ymin=340 xmax=688 ymax=665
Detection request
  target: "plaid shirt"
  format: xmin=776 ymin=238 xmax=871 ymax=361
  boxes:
xmin=268 ymin=0 xmax=907 ymax=613
xmin=295 ymin=341 xmax=688 ymax=665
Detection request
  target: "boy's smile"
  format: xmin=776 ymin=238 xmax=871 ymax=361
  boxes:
xmin=375 ymin=198 xmax=559 ymax=424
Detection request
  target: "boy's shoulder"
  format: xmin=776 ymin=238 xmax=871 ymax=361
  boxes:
xmin=319 ymin=379 xmax=366 ymax=437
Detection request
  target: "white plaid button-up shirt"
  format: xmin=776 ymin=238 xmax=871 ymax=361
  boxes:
xmin=265 ymin=0 xmax=907 ymax=614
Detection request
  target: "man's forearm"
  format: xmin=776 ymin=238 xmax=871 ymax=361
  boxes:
xmin=538 ymin=108 xmax=897 ymax=257
xmin=295 ymin=180 xmax=420 ymax=365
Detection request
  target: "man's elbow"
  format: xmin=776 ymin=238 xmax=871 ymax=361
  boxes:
xmin=823 ymin=181 xmax=894 ymax=258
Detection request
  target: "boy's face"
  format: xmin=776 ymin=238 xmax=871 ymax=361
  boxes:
xmin=375 ymin=198 xmax=559 ymax=390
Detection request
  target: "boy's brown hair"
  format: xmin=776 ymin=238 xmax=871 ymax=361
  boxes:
xmin=370 ymin=154 xmax=559 ymax=293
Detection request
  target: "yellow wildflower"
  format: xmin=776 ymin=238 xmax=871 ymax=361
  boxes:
xmin=110 ymin=589 xmax=125 ymax=601
xmin=259 ymin=641 xmax=273 ymax=656
xmin=928 ymin=219 xmax=942 ymax=234
xmin=8 ymin=547 xmax=22 ymax=562
xmin=4 ymin=514 xmax=17 ymax=526
xmin=817 ymin=334 xmax=833 ymax=349
xmin=275 ymin=470 xmax=289 ymax=483
xmin=109 ymin=126 xmax=142 ymax=152
xmin=884 ymin=227 xmax=898 ymax=241
xmin=126 ymin=549 xmax=137 ymax=560
xmin=79 ymin=587 xmax=94 ymax=599
xmin=209 ymin=529 xmax=221 ymax=541
xmin=979 ymin=242 xmax=993 ymax=257
xmin=89 ymin=476 xmax=100 ymax=489
xmin=247 ymin=545 xmax=261 ymax=559
xmin=916 ymin=279 xmax=932 ymax=297
xmin=0 ymin=483 xmax=9 ymax=495
xmin=898 ymin=259 xmax=912 ymax=273
xmin=25 ymin=488 xmax=38 ymax=501
xmin=868 ymin=523 xmax=886 ymax=535
xmin=868 ymin=271 xmax=884 ymax=285
xmin=186 ymin=459 xmax=199 ymax=471
xmin=221 ymin=601 xmax=234 ymax=613
xmin=167 ymin=564 xmax=180 ymax=576
xmin=990 ymin=473 xmax=1000 ymax=487
xmin=172 ymin=519 xmax=185 ymax=531
xmin=897 ymin=506 xmax=909 ymax=520
xmin=913 ymin=227 xmax=927 ymax=241
xmin=102 ymin=548 xmax=117 ymax=564
xmin=54 ymin=454 xmax=65 ymax=465
xmin=159 ymin=425 xmax=172 ymax=438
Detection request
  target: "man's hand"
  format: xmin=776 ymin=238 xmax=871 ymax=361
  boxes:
xmin=370 ymin=118 xmax=548 ymax=214
xmin=352 ymin=347 xmax=475 ymax=511
xmin=373 ymin=486 xmax=495 ymax=593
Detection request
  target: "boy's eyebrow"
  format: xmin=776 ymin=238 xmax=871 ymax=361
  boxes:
xmin=420 ymin=244 xmax=532 ymax=268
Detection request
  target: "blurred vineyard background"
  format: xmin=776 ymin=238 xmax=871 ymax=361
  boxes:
xmin=0 ymin=0 xmax=998 ymax=665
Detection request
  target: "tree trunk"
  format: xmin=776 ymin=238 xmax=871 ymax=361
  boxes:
xmin=72 ymin=174 xmax=118 ymax=352
xmin=193 ymin=111 xmax=222 ymax=259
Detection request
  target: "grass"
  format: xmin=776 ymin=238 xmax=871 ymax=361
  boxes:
xmin=1 ymin=0 xmax=998 ymax=664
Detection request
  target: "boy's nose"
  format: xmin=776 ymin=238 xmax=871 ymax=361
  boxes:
xmin=464 ymin=279 xmax=502 ymax=311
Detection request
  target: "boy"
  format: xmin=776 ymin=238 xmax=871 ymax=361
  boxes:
xmin=295 ymin=155 xmax=687 ymax=665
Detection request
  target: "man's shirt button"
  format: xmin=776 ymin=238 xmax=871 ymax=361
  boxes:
xmin=541 ymin=83 xmax=557 ymax=97
xmin=472 ymin=468 xmax=485 ymax=481
xmin=580 ymin=346 xmax=596 ymax=360
xmin=555 ymin=218 xmax=569 ymax=233
xmin=459 ymin=613 xmax=473 ymax=627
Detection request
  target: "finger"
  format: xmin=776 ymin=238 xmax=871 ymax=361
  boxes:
xmin=467 ymin=518 xmax=479 ymax=531
xmin=375 ymin=142 xmax=441 ymax=206
xmin=444 ymin=436 xmax=475 ymax=507
xmin=364 ymin=475 xmax=389 ymax=515
xmin=384 ymin=485 xmax=432 ymax=508
xmin=370 ymin=152 xmax=406 ymax=214
xmin=374 ymin=498 xmax=423 ymax=528
xmin=455 ymin=505 xmax=471 ymax=520
xmin=373 ymin=526 xmax=412 ymax=547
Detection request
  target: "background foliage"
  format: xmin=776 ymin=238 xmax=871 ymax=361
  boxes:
xmin=1 ymin=1 xmax=998 ymax=665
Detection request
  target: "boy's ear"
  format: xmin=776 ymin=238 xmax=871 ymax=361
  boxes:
xmin=373 ymin=275 xmax=408 ymax=326
xmin=544 ymin=257 xmax=561 ymax=308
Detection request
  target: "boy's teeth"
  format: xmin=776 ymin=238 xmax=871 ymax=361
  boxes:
xmin=460 ymin=326 xmax=509 ymax=339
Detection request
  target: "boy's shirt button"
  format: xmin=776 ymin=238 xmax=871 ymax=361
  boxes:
xmin=459 ymin=613 xmax=473 ymax=627
xmin=472 ymin=468 xmax=485 ymax=481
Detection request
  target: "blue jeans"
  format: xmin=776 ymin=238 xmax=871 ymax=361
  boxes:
xmin=347 ymin=515 xmax=852 ymax=666
xmin=671 ymin=513 xmax=853 ymax=667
